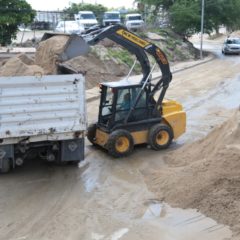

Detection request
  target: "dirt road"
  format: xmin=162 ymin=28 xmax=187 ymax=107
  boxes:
xmin=0 ymin=44 xmax=239 ymax=239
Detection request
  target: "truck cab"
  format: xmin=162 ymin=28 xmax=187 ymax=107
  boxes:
xmin=125 ymin=13 xmax=144 ymax=31
xmin=74 ymin=11 xmax=98 ymax=32
xmin=103 ymin=11 xmax=121 ymax=26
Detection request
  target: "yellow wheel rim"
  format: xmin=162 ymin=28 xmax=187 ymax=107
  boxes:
xmin=115 ymin=136 xmax=130 ymax=153
xmin=156 ymin=130 xmax=169 ymax=146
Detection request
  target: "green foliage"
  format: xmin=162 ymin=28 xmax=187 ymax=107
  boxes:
xmin=169 ymin=0 xmax=240 ymax=37
xmin=205 ymin=0 xmax=240 ymax=32
xmin=135 ymin=0 xmax=240 ymax=37
xmin=64 ymin=3 xmax=107 ymax=21
xmin=136 ymin=0 xmax=175 ymax=10
xmin=0 ymin=0 xmax=35 ymax=46
xmin=108 ymin=48 xmax=142 ymax=73
xmin=169 ymin=0 xmax=201 ymax=37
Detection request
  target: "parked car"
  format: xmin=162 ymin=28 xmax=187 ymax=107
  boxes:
xmin=125 ymin=13 xmax=144 ymax=31
xmin=55 ymin=21 xmax=84 ymax=34
xmin=103 ymin=11 xmax=121 ymax=26
xmin=74 ymin=11 xmax=98 ymax=31
xmin=222 ymin=37 xmax=240 ymax=55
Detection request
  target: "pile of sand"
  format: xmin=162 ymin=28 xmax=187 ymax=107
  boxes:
xmin=63 ymin=53 xmax=128 ymax=89
xmin=0 ymin=54 xmax=44 ymax=76
xmin=145 ymin=109 xmax=240 ymax=237
xmin=231 ymin=30 xmax=240 ymax=38
xmin=35 ymin=35 xmax=69 ymax=74
xmin=0 ymin=36 xmax=129 ymax=88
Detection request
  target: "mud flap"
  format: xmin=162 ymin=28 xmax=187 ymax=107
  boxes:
xmin=60 ymin=138 xmax=84 ymax=162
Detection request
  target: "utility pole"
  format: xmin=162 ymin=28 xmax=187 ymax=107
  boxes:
xmin=200 ymin=0 xmax=205 ymax=59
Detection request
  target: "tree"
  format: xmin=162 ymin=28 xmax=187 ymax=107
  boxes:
xmin=64 ymin=3 xmax=107 ymax=22
xmin=169 ymin=0 xmax=201 ymax=37
xmin=135 ymin=0 xmax=175 ymax=26
xmin=169 ymin=0 xmax=240 ymax=38
xmin=205 ymin=0 xmax=240 ymax=33
xmin=135 ymin=0 xmax=175 ymax=10
xmin=135 ymin=0 xmax=240 ymax=37
xmin=0 ymin=0 xmax=35 ymax=46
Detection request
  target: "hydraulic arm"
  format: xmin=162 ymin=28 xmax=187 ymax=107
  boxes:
xmin=85 ymin=24 xmax=172 ymax=116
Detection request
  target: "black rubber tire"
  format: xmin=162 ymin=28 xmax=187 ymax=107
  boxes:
xmin=1 ymin=158 xmax=11 ymax=173
xmin=148 ymin=124 xmax=173 ymax=150
xmin=87 ymin=123 xmax=97 ymax=145
xmin=107 ymin=129 xmax=134 ymax=158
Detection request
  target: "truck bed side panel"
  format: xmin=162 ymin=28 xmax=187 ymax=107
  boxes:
xmin=0 ymin=74 xmax=86 ymax=140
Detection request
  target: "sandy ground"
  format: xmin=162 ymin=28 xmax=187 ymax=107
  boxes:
xmin=145 ymin=110 xmax=240 ymax=236
xmin=0 ymin=39 xmax=240 ymax=239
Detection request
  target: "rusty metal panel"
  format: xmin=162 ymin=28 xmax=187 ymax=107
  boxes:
xmin=0 ymin=74 xmax=86 ymax=141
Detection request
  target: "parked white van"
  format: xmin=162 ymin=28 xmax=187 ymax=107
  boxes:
xmin=125 ymin=13 xmax=144 ymax=31
xmin=74 ymin=11 xmax=98 ymax=32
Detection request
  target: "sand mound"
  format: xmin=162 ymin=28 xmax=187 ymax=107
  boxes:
xmin=145 ymin=110 xmax=240 ymax=236
xmin=230 ymin=31 xmax=240 ymax=38
xmin=63 ymin=53 xmax=128 ymax=89
xmin=35 ymin=35 xmax=69 ymax=74
xmin=0 ymin=55 xmax=44 ymax=76
xmin=17 ymin=53 xmax=34 ymax=65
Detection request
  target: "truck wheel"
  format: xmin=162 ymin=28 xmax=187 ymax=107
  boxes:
xmin=87 ymin=123 xmax=97 ymax=145
xmin=148 ymin=124 xmax=173 ymax=150
xmin=0 ymin=158 xmax=11 ymax=173
xmin=107 ymin=129 xmax=134 ymax=158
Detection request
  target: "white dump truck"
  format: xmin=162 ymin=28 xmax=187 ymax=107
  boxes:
xmin=0 ymin=74 xmax=86 ymax=173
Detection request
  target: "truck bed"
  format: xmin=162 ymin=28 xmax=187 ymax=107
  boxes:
xmin=0 ymin=74 xmax=86 ymax=145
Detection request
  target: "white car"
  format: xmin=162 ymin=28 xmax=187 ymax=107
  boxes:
xmin=222 ymin=37 xmax=240 ymax=55
xmin=55 ymin=21 xmax=84 ymax=34
xmin=74 ymin=11 xmax=98 ymax=31
xmin=125 ymin=13 xmax=144 ymax=31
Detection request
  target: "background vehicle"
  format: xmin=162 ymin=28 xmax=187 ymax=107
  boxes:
xmin=103 ymin=11 xmax=121 ymax=26
xmin=55 ymin=21 xmax=84 ymax=34
xmin=125 ymin=13 xmax=144 ymax=31
xmin=0 ymin=74 xmax=86 ymax=173
xmin=222 ymin=37 xmax=240 ymax=55
xmin=74 ymin=11 xmax=98 ymax=32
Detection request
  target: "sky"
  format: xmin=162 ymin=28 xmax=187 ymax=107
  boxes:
xmin=26 ymin=0 xmax=136 ymax=11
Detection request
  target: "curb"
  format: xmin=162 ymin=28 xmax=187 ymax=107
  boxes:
xmin=86 ymin=54 xmax=216 ymax=103
xmin=171 ymin=54 xmax=216 ymax=75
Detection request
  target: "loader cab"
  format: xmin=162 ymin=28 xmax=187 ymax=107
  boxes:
xmin=98 ymin=80 xmax=154 ymax=129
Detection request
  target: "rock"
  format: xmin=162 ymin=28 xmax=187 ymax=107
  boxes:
xmin=147 ymin=32 xmax=166 ymax=41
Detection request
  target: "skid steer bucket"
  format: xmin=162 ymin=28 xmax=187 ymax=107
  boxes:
xmin=41 ymin=33 xmax=90 ymax=61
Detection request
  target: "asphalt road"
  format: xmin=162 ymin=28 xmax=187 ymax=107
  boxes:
xmin=0 ymin=40 xmax=239 ymax=240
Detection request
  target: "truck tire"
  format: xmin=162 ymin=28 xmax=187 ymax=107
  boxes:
xmin=0 ymin=158 xmax=11 ymax=173
xmin=148 ymin=124 xmax=173 ymax=150
xmin=107 ymin=129 xmax=134 ymax=158
xmin=87 ymin=123 xmax=97 ymax=145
